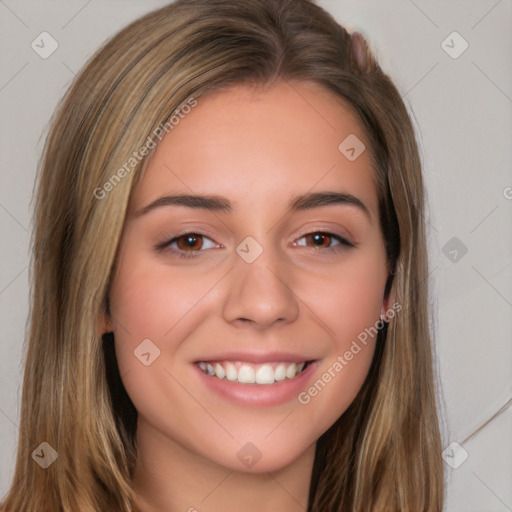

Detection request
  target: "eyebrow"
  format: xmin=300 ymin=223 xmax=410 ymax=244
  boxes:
xmin=136 ymin=191 xmax=371 ymax=219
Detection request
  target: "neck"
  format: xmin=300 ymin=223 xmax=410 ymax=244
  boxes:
xmin=131 ymin=419 xmax=315 ymax=512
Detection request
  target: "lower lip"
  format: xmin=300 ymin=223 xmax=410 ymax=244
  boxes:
xmin=193 ymin=361 xmax=318 ymax=407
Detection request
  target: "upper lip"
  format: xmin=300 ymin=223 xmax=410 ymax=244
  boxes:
xmin=193 ymin=351 xmax=317 ymax=364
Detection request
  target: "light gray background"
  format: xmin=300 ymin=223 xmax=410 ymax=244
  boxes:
xmin=1 ymin=1 xmax=511 ymax=510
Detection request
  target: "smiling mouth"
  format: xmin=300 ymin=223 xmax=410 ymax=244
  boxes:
xmin=196 ymin=360 xmax=312 ymax=385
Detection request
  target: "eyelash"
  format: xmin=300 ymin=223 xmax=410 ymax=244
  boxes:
xmin=155 ymin=231 xmax=355 ymax=260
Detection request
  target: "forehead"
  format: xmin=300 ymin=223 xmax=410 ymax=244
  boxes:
xmin=131 ymin=80 xmax=378 ymax=219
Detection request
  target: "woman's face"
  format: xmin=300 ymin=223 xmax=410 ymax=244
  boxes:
xmin=106 ymin=80 xmax=392 ymax=473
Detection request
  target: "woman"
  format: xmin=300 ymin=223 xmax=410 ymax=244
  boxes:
xmin=0 ymin=0 xmax=444 ymax=510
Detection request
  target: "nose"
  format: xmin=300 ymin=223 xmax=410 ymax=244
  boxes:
xmin=222 ymin=243 xmax=300 ymax=329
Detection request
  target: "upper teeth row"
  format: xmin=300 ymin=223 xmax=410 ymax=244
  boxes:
xmin=198 ymin=361 xmax=306 ymax=384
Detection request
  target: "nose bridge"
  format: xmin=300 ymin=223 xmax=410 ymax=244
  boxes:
xmin=222 ymin=234 xmax=299 ymax=327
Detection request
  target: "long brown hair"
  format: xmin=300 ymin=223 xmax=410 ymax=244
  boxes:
xmin=1 ymin=0 xmax=444 ymax=510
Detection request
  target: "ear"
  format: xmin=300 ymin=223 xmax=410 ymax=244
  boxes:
xmin=95 ymin=308 xmax=113 ymax=337
xmin=350 ymin=31 xmax=369 ymax=72
xmin=380 ymin=273 xmax=397 ymax=321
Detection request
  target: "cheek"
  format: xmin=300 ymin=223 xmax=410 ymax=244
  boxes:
xmin=302 ymin=250 xmax=387 ymax=343
xmin=108 ymin=255 xmax=215 ymax=443
xmin=109 ymin=253 xmax=212 ymax=341
xmin=292 ymin=251 xmax=386 ymax=423
xmin=107 ymin=246 xmax=211 ymax=389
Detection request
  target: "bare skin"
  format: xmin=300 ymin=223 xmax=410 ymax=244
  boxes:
xmin=103 ymin=80 xmax=393 ymax=512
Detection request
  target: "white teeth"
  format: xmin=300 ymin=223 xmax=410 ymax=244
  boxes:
xmin=285 ymin=362 xmax=297 ymax=379
xmin=197 ymin=360 xmax=308 ymax=384
xmin=238 ymin=365 xmax=256 ymax=383
xmin=214 ymin=363 xmax=226 ymax=379
xmin=274 ymin=364 xmax=287 ymax=381
xmin=255 ymin=365 xmax=274 ymax=384
xmin=225 ymin=362 xmax=238 ymax=381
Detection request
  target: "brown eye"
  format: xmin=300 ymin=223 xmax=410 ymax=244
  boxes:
xmin=293 ymin=231 xmax=355 ymax=253
xmin=304 ymin=233 xmax=333 ymax=249
xmin=155 ymin=232 xmax=219 ymax=259
xmin=174 ymin=233 xmax=204 ymax=252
